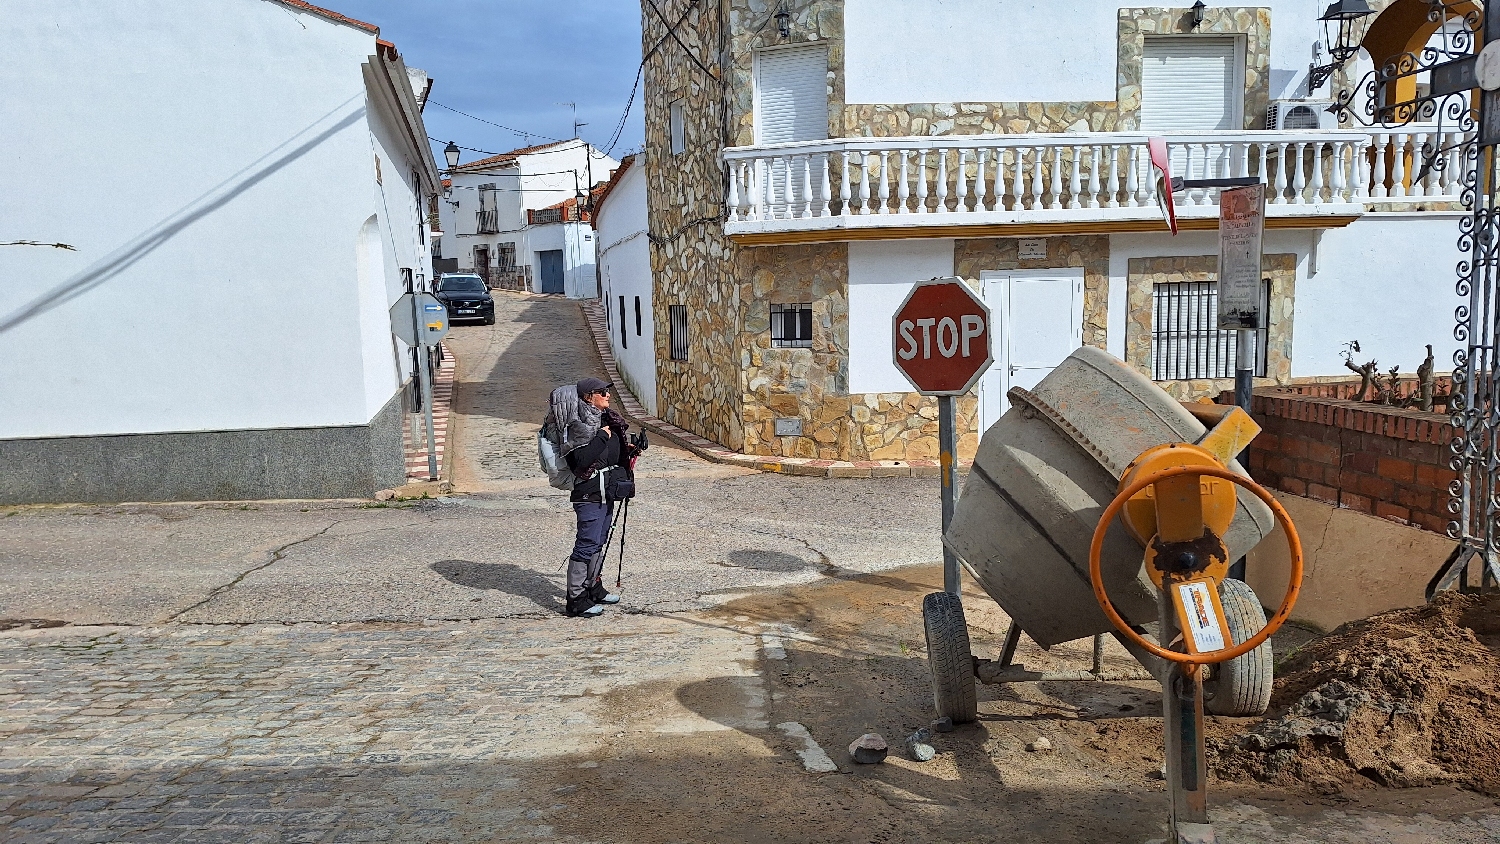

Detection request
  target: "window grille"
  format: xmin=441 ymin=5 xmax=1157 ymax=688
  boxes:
xmin=669 ymin=101 xmax=686 ymax=155
xmin=669 ymin=305 xmax=688 ymax=361
xmin=1151 ymin=280 xmax=1270 ymax=381
xmin=496 ymin=243 xmax=516 ymax=269
xmin=770 ymin=303 xmax=814 ymax=348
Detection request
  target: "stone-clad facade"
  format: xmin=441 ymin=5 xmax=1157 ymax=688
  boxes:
xmin=642 ymin=1 xmax=1304 ymax=462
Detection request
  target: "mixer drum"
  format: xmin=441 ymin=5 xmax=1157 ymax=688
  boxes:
xmin=944 ymin=346 xmax=1275 ymax=648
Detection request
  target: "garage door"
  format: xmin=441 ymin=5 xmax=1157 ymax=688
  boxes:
xmin=1139 ymin=36 xmax=1240 ymax=132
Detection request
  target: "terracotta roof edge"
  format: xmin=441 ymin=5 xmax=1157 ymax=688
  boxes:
xmin=270 ymin=0 xmax=380 ymax=35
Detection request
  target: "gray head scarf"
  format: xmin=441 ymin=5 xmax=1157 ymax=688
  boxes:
xmin=545 ymin=384 xmax=602 ymax=458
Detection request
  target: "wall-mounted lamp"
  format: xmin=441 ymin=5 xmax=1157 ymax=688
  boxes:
xmin=775 ymin=2 xmax=791 ymax=38
xmin=1308 ymin=0 xmax=1375 ymax=92
xmin=443 ymin=140 xmax=461 ymax=170
xmin=1190 ymin=1 xmax=1207 ymax=30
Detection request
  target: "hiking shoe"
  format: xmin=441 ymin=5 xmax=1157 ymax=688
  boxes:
xmin=596 ymin=592 xmax=621 ymax=605
xmin=568 ymin=604 xmax=605 ymax=618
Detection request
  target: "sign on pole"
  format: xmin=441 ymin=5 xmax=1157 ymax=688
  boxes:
xmin=892 ymin=278 xmax=994 ymax=396
xmin=388 ymin=292 xmax=449 ymax=481
xmin=892 ymin=277 xmax=994 ymax=598
xmin=390 ymin=293 xmax=450 ymax=347
xmin=1217 ymin=184 xmax=1266 ymax=331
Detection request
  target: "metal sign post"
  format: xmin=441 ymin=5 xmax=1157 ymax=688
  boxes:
xmin=891 ymin=278 xmax=994 ymax=596
xmin=1217 ymin=184 xmax=1267 ymax=444
xmin=390 ymin=292 xmax=451 ymax=481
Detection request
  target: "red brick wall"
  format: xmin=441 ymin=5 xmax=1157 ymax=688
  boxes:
xmin=1242 ymin=390 xmax=1457 ymax=535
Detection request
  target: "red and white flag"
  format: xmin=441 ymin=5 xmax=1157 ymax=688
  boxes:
xmin=1148 ymin=137 xmax=1177 ymax=235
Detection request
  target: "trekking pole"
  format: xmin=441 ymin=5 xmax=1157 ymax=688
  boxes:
xmin=616 ymin=498 xmax=630 ymax=588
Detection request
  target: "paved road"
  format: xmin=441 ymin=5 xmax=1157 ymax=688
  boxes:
xmin=3 ymin=293 xmax=1496 ymax=843
xmin=0 ymin=293 xmax=941 ymax=627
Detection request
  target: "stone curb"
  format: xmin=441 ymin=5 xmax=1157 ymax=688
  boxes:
xmin=578 ymin=300 xmax=945 ymax=479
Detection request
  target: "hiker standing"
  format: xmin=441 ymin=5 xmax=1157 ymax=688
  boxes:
xmin=546 ymin=377 xmax=641 ymax=617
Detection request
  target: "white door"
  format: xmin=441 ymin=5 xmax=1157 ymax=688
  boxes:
xmin=978 ymin=271 xmax=1085 ymax=434
xmin=756 ymin=45 xmax=828 ymax=215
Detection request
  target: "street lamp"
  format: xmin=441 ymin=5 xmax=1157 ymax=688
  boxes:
xmin=775 ymin=2 xmax=791 ymax=38
xmin=443 ymin=140 xmax=461 ymax=170
xmin=1308 ymin=0 xmax=1375 ymax=93
xmin=1190 ymin=1 xmax=1207 ymax=30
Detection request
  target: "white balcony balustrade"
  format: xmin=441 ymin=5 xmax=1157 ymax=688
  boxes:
xmin=721 ymin=129 xmax=1469 ymax=240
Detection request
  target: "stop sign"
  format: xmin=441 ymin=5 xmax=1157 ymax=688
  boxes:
xmin=892 ymin=277 xmax=993 ymax=395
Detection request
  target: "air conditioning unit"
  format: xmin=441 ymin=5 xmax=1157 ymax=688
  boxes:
xmin=1266 ymin=99 xmax=1339 ymax=130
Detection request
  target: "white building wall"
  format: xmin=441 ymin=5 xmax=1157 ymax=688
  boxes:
xmin=595 ymin=159 xmax=656 ymax=415
xmin=844 ymin=0 xmax=1325 ymax=106
xmin=362 ymin=67 xmax=436 ymax=417
xmin=846 ymin=239 xmax=956 ymax=394
xmin=0 ymin=0 xmax=397 ymax=439
xmin=1106 ymin=215 xmax=1464 ymax=381
xmin=563 ymin=223 xmax=598 ymax=300
xmin=1292 ymin=214 xmax=1464 ymax=377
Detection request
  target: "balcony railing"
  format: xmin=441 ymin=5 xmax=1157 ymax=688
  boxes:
xmin=477 ymin=209 xmax=501 ymax=234
xmin=722 ymin=129 xmax=1469 ymax=238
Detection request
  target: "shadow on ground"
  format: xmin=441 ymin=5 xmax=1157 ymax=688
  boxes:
xmin=430 ymin=559 xmax=563 ymax=611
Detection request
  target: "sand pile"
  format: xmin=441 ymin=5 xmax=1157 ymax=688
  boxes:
xmin=1212 ymin=591 xmax=1500 ymax=795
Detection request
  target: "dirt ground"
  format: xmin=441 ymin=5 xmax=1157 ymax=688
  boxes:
xmin=525 ymin=566 xmax=1500 ymax=843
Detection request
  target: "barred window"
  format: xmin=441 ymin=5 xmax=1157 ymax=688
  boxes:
xmin=1151 ymin=280 xmax=1270 ymax=381
xmin=669 ymin=305 xmax=688 ymax=361
xmin=770 ymin=303 xmax=813 ymax=348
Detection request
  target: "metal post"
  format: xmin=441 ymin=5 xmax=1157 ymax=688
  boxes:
xmin=417 ymin=344 xmax=439 ymax=481
xmin=408 ymin=293 xmax=439 ymax=482
xmin=1229 ymin=327 xmax=1255 ymax=582
xmin=938 ymin=395 xmax=961 ymax=596
xmin=1159 ymin=588 xmax=1214 ymax=843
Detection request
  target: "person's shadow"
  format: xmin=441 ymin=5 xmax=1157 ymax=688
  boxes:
xmin=431 ymin=559 xmax=565 ymax=611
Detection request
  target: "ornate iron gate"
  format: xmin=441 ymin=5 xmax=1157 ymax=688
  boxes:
xmin=1336 ymin=1 xmax=1499 ymax=595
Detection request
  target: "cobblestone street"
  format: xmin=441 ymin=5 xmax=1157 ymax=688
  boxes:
xmin=1 ymin=616 xmax=769 ymax=843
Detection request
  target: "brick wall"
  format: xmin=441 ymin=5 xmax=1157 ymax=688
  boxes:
xmin=1264 ymin=376 xmax=1453 ymax=404
xmin=1242 ymin=389 xmax=1457 ymax=535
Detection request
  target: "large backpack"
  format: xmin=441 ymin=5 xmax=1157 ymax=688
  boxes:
xmin=537 ymin=421 xmax=576 ymax=491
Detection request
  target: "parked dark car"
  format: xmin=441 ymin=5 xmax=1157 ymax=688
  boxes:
xmin=435 ymin=274 xmax=495 ymax=325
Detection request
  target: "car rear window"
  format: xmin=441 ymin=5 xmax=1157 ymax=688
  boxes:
xmin=439 ymin=276 xmax=486 ymax=292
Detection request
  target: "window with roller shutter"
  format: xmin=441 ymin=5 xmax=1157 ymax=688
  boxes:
xmin=755 ymin=45 xmax=828 ymax=215
xmin=754 ymin=45 xmax=828 ymax=144
xmin=1138 ymin=36 xmax=1242 ymax=132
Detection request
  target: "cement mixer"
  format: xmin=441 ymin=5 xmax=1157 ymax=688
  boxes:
xmin=930 ymin=346 xmax=1304 ymax=844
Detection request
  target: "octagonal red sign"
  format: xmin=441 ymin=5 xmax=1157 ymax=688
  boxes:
xmin=892 ymin=277 xmax=994 ymax=395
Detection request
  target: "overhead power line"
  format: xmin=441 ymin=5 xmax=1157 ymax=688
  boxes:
xmin=427 ymin=101 xmax=567 ymax=145
xmin=603 ymin=0 xmax=704 ymax=156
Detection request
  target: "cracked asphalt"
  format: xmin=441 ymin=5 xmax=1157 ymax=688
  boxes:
xmin=0 ymin=292 xmax=941 ymax=627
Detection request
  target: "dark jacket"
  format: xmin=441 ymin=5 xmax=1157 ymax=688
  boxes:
xmin=566 ymin=416 xmax=627 ymax=503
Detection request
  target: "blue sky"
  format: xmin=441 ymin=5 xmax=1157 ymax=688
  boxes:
xmin=330 ymin=1 xmax=646 ymax=167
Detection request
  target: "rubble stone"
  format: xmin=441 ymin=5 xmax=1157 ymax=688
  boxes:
xmin=848 ymin=733 xmax=888 ymax=764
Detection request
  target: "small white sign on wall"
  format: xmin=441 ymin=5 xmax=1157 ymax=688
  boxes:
xmin=1018 ymin=239 xmax=1048 ymax=261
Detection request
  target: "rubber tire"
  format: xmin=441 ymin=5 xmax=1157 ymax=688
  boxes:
xmin=1203 ymin=578 xmax=1274 ymax=716
xmin=922 ymin=591 xmax=978 ymax=724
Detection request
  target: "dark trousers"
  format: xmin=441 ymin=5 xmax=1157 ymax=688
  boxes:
xmin=567 ymin=501 xmax=614 ymax=603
